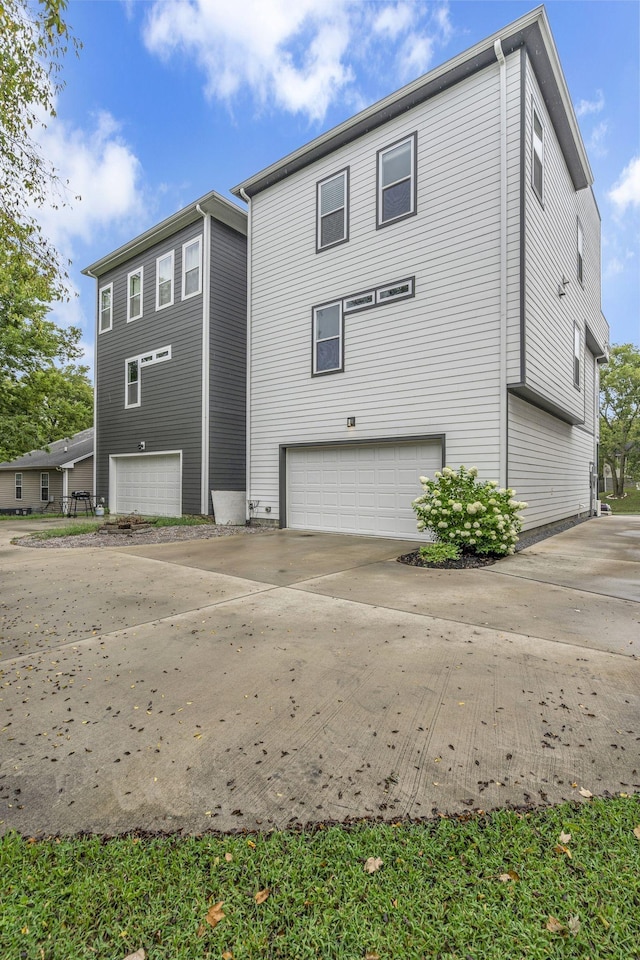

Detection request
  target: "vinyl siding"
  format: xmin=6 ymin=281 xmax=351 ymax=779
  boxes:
xmin=68 ymin=456 xmax=94 ymax=494
xmin=508 ymin=393 xmax=595 ymax=529
xmin=0 ymin=470 xmax=62 ymax=511
xmin=249 ymin=62 xmax=510 ymax=520
xmin=209 ymin=220 xmax=247 ymax=492
xmin=505 ymin=47 xmax=523 ymax=383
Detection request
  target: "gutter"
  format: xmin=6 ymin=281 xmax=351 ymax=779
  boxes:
xmin=239 ymin=187 xmax=252 ymax=521
xmin=197 ymin=204 xmax=212 ymax=514
xmin=495 ymin=38 xmax=508 ymax=489
xmin=84 ymin=266 xmax=99 ymax=501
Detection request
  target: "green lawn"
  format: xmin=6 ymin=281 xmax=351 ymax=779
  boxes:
xmin=1 ymin=797 xmax=638 ymax=959
xmin=600 ymin=488 xmax=640 ymax=514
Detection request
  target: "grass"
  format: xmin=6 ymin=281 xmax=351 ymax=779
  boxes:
xmin=601 ymin=488 xmax=640 ymax=514
xmin=1 ymin=797 xmax=638 ymax=959
xmin=18 ymin=514 xmax=214 ymax=541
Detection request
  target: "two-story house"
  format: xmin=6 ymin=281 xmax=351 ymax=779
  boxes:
xmin=232 ymin=5 xmax=609 ymax=538
xmin=83 ymin=191 xmax=247 ymax=519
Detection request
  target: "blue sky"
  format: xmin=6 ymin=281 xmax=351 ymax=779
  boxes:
xmin=40 ymin=0 xmax=639 ymax=372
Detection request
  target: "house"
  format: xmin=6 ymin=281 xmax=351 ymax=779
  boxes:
xmin=231 ymin=5 xmax=609 ymax=538
xmin=82 ymin=190 xmax=247 ymax=519
xmin=0 ymin=427 xmax=94 ymax=514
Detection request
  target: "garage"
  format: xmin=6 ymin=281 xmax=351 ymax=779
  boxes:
xmin=286 ymin=439 xmax=443 ymax=539
xmin=110 ymin=452 xmax=182 ymax=517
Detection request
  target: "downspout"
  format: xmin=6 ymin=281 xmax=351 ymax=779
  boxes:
xmin=84 ymin=267 xmax=99 ymax=505
xmin=494 ymin=39 xmax=508 ymax=489
xmin=239 ymin=187 xmax=252 ymax=522
xmin=196 ymin=204 xmax=211 ymax=515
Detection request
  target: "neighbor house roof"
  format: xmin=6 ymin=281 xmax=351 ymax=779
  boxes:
xmin=231 ymin=6 xmax=592 ymax=200
xmin=0 ymin=428 xmax=94 ymax=471
xmin=82 ymin=189 xmax=247 ymax=278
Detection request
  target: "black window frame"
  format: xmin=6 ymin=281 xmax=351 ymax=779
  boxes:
xmin=311 ymin=300 xmax=344 ymax=377
xmin=531 ymin=104 xmax=544 ymax=204
xmin=577 ymin=218 xmax=584 ymax=285
xmin=573 ymin=322 xmax=581 ymax=389
xmin=376 ymin=132 xmax=417 ymax=229
xmin=316 ymin=168 xmax=349 ymax=253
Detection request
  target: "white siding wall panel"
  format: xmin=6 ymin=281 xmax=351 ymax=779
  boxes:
xmin=506 ymin=50 xmax=523 ymax=383
xmin=249 ymin=65 xmax=507 ymax=520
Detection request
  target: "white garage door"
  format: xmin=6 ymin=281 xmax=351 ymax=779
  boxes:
xmin=112 ymin=453 xmax=181 ymax=517
xmin=287 ymin=440 xmax=442 ymax=539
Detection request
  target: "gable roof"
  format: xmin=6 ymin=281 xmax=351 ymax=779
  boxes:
xmin=0 ymin=428 xmax=94 ymax=471
xmin=82 ymin=189 xmax=246 ymax=279
xmin=232 ymin=6 xmax=591 ymax=200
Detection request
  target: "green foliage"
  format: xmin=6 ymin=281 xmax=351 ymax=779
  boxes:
xmin=0 ymin=797 xmax=638 ymax=959
xmin=601 ymin=488 xmax=640 ymax=514
xmin=413 ymin=464 xmax=527 ymax=556
xmin=600 ymin=344 xmax=640 ymax=496
xmin=418 ymin=541 xmax=461 ymax=563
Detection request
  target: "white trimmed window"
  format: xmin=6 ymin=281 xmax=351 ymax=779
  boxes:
xmin=182 ymin=237 xmax=202 ymax=299
xmin=99 ymin=284 xmax=113 ymax=333
xmin=376 ymin=278 xmax=414 ymax=304
xmin=125 ymin=346 xmax=172 ymax=408
xmin=532 ymin=107 xmax=544 ymax=201
xmin=15 ymin=473 xmax=22 ymax=500
xmin=156 ymin=251 xmax=174 ymax=309
xmin=573 ymin=323 xmax=581 ymax=389
xmin=378 ymin=134 xmax=416 ymax=226
xmin=577 ymin=220 xmax=584 ymax=284
xmin=41 ymin=472 xmax=50 ymax=503
xmin=313 ymin=302 xmax=343 ymax=375
xmin=343 ymin=291 xmax=374 ymax=313
xmin=127 ymin=267 xmax=143 ymax=322
xmin=317 ymin=169 xmax=348 ymax=251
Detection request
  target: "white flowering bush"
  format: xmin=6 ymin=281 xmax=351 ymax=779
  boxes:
xmin=412 ymin=465 xmax=527 ymax=557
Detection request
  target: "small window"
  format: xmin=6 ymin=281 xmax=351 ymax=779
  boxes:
xmin=182 ymin=237 xmax=202 ymax=299
xmin=99 ymin=283 xmax=113 ymax=333
xmin=156 ymin=251 xmax=174 ymax=309
xmin=317 ymin=169 xmax=348 ymax=251
xmin=41 ymin=472 xmax=50 ymax=503
xmin=15 ymin=473 xmax=22 ymax=500
xmin=313 ymin=302 xmax=343 ymax=375
xmin=577 ymin=220 xmax=584 ymax=284
xmin=343 ymin=291 xmax=375 ymax=313
xmin=573 ymin=323 xmax=581 ymax=389
xmin=127 ymin=267 xmax=143 ymax=322
xmin=532 ymin=107 xmax=544 ymax=202
xmin=376 ymin=277 xmax=414 ymax=304
xmin=378 ymin=134 xmax=416 ymax=226
xmin=126 ymin=358 xmax=140 ymax=408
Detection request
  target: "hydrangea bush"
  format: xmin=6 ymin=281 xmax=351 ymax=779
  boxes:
xmin=412 ymin=465 xmax=527 ymax=557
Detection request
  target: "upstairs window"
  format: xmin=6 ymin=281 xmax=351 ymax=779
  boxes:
xmin=532 ymin=107 xmax=544 ymax=202
xmin=574 ymin=322 xmax=581 ymax=389
xmin=182 ymin=237 xmax=202 ymax=299
xmin=41 ymin=472 xmax=49 ymax=503
xmin=99 ymin=283 xmax=112 ymax=333
xmin=577 ymin=220 xmax=584 ymax=284
xmin=127 ymin=267 xmax=143 ymax=322
xmin=156 ymin=251 xmax=174 ymax=309
xmin=378 ymin=133 xmax=416 ymax=226
xmin=317 ymin=169 xmax=348 ymax=251
xmin=126 ymin=358 xmax=140 ymax=408
xmin=313 ymin=302 xmax=343 ymax=375
xmin=15 ymin=473 xmax=22 ymax=500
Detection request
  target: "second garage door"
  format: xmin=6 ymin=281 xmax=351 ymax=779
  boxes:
xmin=111 ymin=452 xmax=181 ymax=517
xmin=287 ymin=440 xmax=442 ymax=539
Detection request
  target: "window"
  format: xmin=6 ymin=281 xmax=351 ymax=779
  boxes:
xmin=376 ymin=277 xmax=414 ymax=304
xmin=182 ymin=237 xmax=202 ymax=299
xmin=313 ymin=302 xmax=343 ymax=375
xmin=574 ymin=323 xmax=581 ymax=389
xmin=577 ymin=220 xmax=584 ymax=284
xmin=41 ymin=472 xmax=50 ymax=503
xmin=343 ymin=291 xmax=375 ymax=313
xmin=377 ymin=134 xmax=416 ymax=226
xmin=125 ymin=346 xmax=172 ymax=408
xmin=532 ymin=107 xmax=544 ymax=202
xmin=15 ymin=473 xmax=22 ymax=500
xmin=156 ymin=251 xmax=174 ymax=309
xmin=317 ymin=169 xmax=348 ymax=251
xmin=127 ymin=267 xmax=143 ymax=322
xmin=99 ymin=284 xmax=113 ymax=333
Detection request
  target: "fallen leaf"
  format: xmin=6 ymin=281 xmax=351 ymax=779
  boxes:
xmin=568 ymin=916 xmax=581 ymax=936
xmin=225 ymin=852 xmax=233 ymax=862
xmin=365 ymin=953 xmax=380 ymax=960
xmin=633 ymin=825 xmax=640 ymax=841
xmin=364 ymin=857 xmax=384 ymax=874
xmin=247 ymin=839 xmax=256 ymax=849
xmin=222 ymin=953 xmax=233 ymax=959
xmin=579 ymin=788 xmax=593 ymax=798
xmin=498 ymin=870 xmax=519 ymax=882
xmin=123 ymin=952 xmax=145 ymax=960
xmin=546 ymin=916 xmax=566 ymax=934
xmin=554 ymin=844 xmax=572 ymax=858
xmin=204 ymin=902 xmax=225 ymax=930
xmin=255 ymin=889 xmax=269 ymax=904
xmin=559 ymin=831 xmax=571 ymax=844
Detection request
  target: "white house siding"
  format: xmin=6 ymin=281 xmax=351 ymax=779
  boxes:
xmin=505 ymin=48 xmax=524 ymax=384
xmin=249 ymin=64 xmax=511 ymax=522
xmin=508 ymin=393 xmax=595 ymax=529
xmin=522 ymin=58 xmax=601 ymax=423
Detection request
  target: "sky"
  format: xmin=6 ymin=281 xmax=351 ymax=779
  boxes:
xmin=36 ymin=0 xmax=640 ymax=374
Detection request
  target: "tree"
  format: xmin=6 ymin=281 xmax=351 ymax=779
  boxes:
xmin=599 ymin=343 xmax=640 ymax=497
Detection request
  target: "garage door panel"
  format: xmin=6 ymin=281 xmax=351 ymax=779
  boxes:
xmin=113 ymin=454 xmax=181 ymax=517
xmin=287 ymin=441 xmax=441 ymax=539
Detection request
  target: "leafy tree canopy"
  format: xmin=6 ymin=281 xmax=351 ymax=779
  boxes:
xmin=599 ymin=343 xmax=640 ymax=496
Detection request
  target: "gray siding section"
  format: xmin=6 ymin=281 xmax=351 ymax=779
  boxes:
xmin=69 ymin=456 xmax=94 ymax=494
xmin=209 ymin=220 xmax=247 ymax=492
xmin=95 ymin=222 xmax=205 ymax=514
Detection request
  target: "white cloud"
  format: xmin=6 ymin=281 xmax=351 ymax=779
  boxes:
xmin=399 ymin=33 xmax=436 ymax=80
xmin=604 ymin=249 xmax=635 ymax=279
xmin=373 ymin=2 xmax=414 ymax=39
xmin=587 ymin=120 xmax=608 ymax=158
xmin=575 ymin=89 xmax=604 ymax=118
xmin=609 ymin=156 xmax=640 ymax=214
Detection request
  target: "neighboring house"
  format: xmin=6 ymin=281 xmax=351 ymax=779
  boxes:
xmin=82 ymin=191 xmax=247 ymax=519
xmin=232 ymin=6 xmax=609 ymax=538
xmin=0 ymin=428 xmax=94 ymax=514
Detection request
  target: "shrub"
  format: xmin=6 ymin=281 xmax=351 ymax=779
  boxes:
xmin=418 ymin=542 xmax=461 ymax=564
xmin=412 ymin=465 xmax=527 ymax=557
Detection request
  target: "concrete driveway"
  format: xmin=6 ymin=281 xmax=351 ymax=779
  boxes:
xmin=0 ymin=516 xmax=638 ymax=836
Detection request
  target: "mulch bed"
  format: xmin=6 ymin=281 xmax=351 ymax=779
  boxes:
xmin=397 ymin=551 xmax=499 ymax=570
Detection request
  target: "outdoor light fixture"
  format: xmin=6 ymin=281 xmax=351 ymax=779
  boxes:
xmin=558 ymin=275 xmax=570 ymax=297
xmin=347 ymin=417 xmax=356 ymax=428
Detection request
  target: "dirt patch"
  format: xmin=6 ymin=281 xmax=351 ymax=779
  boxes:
xmin=397 ymin=550 xmax=499 ymax=570
xmin=12 ymin=523 xmax=273 ymax=549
